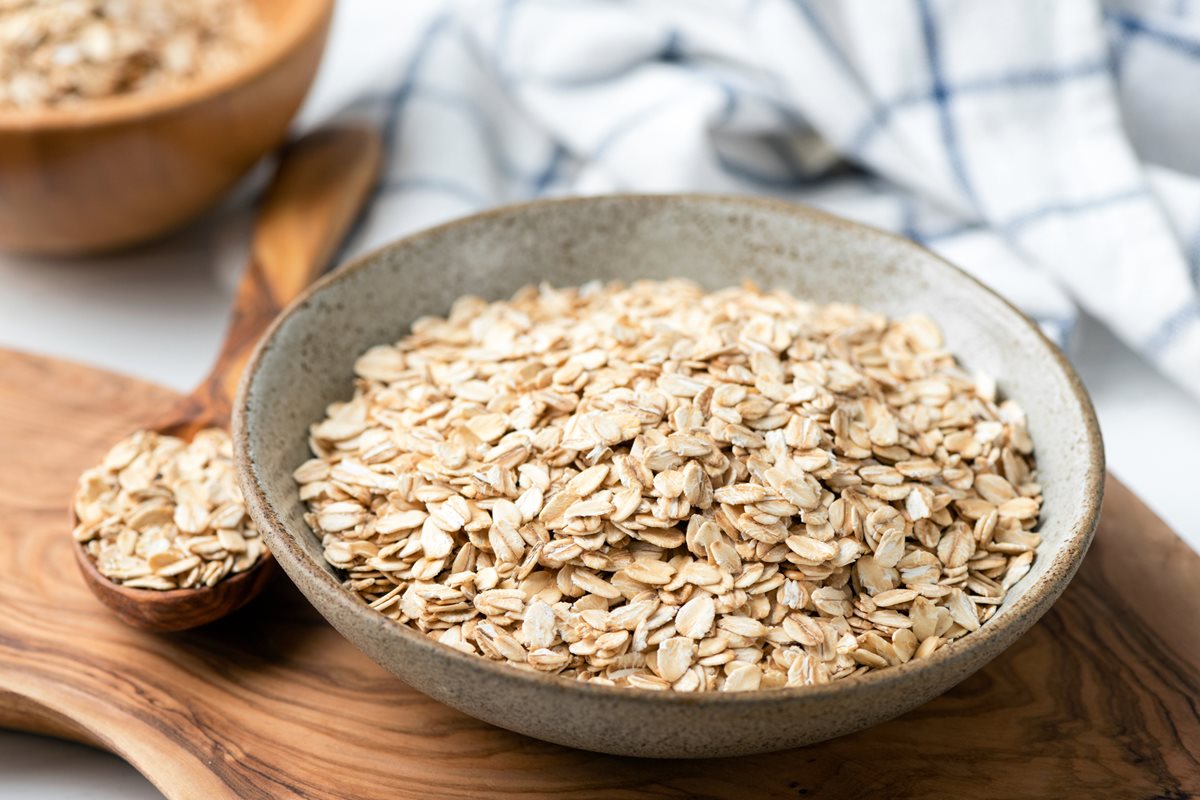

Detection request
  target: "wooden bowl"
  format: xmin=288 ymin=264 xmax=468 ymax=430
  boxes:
xmin=0 ymin=0 xmax=333 ymax=255
xmin=234 ymin=195 xmax=1105 ymax=758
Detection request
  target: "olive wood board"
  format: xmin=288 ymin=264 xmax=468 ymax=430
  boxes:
xmin=0 ymin=347 xmax=1196 ymax=800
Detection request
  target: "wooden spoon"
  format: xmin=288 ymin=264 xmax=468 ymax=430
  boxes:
xmin=72 ymin=124 xmax=381 ymax=632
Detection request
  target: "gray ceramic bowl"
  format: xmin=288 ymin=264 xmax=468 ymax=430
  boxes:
xmin=234 ymin=194 xmax=1103 ymax=758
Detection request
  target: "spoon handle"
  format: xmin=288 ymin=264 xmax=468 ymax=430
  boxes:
xmin=249 ymin=124 xmax=383 ymax=310
xmin=165 ymin=124 xmax=382 ymax=432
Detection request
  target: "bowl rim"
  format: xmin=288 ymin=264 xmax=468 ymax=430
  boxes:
xmin=0 ymin=0 xmax=333 ymax=131
xmin=235 ymin=192 xmax=1105 ymax=706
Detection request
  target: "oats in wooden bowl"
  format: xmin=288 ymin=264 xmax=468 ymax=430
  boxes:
xmin=0 ymin=0 xmax=332 ymax=254
xmin=0 ymin=0 xmax=263 ymax=110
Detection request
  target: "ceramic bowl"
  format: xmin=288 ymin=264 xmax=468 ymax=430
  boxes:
xmin=0 ymin=0 xmax=332 ymax=255
xmin=234 ymin=194 xmax=1103 ymax=758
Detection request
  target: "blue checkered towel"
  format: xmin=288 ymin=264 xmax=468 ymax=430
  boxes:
xmin=327 ymin=0 xmax=1200 ymax=398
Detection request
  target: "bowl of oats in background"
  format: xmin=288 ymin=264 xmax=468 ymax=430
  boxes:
xmin=0 ymin=0 xmax=332 ymax=255
xmin=235 ymin=195 xmax=1104 ymax=758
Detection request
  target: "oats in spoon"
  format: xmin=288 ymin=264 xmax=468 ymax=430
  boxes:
xmin=74 ymin=428 xmax=264 ymax=590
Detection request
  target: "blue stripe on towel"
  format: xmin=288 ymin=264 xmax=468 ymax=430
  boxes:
xmin=847 ymin=60 xmax=1109 ymax=158
xmin=380 ymin=14 xmax=453 ymax=167
xmin=332 ymin=13 xmax=454 ymax=263
xmin=533 ymin=143 xmax=568 ymax=192
xmin=917 ymin=0 xmax=978 ymax=207
xmin=1001 ymin=187 xmax=1146 ymax=232
xmin=915 ymin=187 xmax=1145 ymax=243
xmin=1108 ymin=10 xmax=1200 ymax=60
xmin=1146 ymin=299 xmax=1200 ymax=353
xmin=789 ymin=0 xmax=859 ymax=83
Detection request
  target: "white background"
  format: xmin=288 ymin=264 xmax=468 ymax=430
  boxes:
xmin=1 ymin=1 xmax=1196 ymax=796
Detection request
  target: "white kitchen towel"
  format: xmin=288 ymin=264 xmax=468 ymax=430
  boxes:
xmin=323 ymin=0 xmax=1200 ymax=398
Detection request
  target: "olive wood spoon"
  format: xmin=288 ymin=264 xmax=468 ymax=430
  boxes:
xmin=72 ymin=124 xmax=381 ymax=632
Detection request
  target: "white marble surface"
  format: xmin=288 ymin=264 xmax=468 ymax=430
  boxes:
xmin=2 ymin=1 xmax=1197 ymax=796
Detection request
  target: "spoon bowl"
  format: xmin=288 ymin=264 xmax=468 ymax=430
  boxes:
xmin=72 ymin=124 xmax=381 ymax=632
xmin=72 ymin=530 xmax=276 ymax=632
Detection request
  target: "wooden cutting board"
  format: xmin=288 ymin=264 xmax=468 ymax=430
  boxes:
xmin=1 ymin=347 xmax=1197 ymax=800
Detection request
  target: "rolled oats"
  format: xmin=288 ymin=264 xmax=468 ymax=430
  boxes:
xmin=0 ymin=0 xmax=262 ymax=109
xmin=296 ymin=280 xmax=1043 ymax=692
xmin=74 ymin=428 xmax=265 ymax=589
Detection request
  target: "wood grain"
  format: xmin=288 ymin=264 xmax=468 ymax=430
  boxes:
xmin=1 ymin=348 xmax=1197 ymax=800
xmin=0 ymin=0 xmax=332 ymax=255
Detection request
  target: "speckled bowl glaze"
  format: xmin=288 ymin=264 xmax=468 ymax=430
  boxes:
xmin=234 ymin=195 xmax=1103 ymax=758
